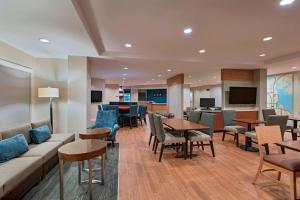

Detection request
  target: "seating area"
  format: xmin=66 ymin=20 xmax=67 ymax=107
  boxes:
xmin=2 ymin=0 xmax=300 ymax=199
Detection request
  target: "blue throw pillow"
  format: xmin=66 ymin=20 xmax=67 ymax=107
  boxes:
xmin=0 ymin=134 xmax=29 ymax=163
xmin=30 ymin=125 xmax=51 ymax=144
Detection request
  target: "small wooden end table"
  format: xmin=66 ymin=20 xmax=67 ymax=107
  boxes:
xmin=58 ymin=140 xmax=107 ymax=200
xmin=79 ymin=128 xmax=111 ymax=140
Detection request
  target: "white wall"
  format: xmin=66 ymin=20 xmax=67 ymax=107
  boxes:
xmin=89 ymin=78 xmax=105 ymax=120
xmin=104 ymin=84 xmax=119 ymax=104
xmin=192 ymin=84 xmax=222 ymax=108
xmin=32 ymin=58 xmax=68 ymax=133
xmin=67 ymin=56 xmax=89 ymax=133
xmin=183 ymin=85 xmax=191 ymax=109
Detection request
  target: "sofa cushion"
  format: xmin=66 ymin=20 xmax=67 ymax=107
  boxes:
xmin=0 ymin=157 xmax=42 ymax=196
xmin=0 ymin=124 xmax=32 ymax=144
xmin=47 ymin=133 xmax=75 ymax=144
xmin=21 ymin=141 xmax=62 ymax=163
xmin=31 ymin=120 xmax=53 ymax=134
xmin=0 ymin=134 xmax=29 ymax=163
xmin=224 ymin=125 xmax=247 ymax=134
xmin=30 ymin=125 xmax=51 ymax=144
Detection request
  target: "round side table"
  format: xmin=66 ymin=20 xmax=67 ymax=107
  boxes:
xmin=79 ymin=128 xmax=111 ymax=140
xmin=58 ymin=140 xmax=106 ymax=200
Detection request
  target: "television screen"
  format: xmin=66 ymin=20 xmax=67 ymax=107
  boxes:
xmin=229 ymin=87 xmax=257 ymax=104
xmin=91 ymin=90 xmax=102 ymax=103
xmin=200 ymin=98 xmax=215 ymax=108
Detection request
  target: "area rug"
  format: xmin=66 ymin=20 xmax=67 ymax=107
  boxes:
xmin=22 ymin=144 xmax=119 ymax=200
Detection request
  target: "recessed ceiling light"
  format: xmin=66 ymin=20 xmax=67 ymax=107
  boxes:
xmin=123 ymin=73 xmax=127 ymax=76
xmin=280 ymin=0 xmax=295 ymax=6
xmin=198 ymin=80 xmax=202 ymax=82
xmin=158 ymin=74 xmax=162 ymax=77
xmin=167 ymin=69 xmax=172 ymax=72
xmin=123 ymin=67 xmax=128 ymax=70
xmin=198 ymin=49 xmax=206 ymax=53
xmin=188 ymin=75 xmax=192 ymax=78
xmin=125 ymin=43 xmax=132 ymax=48
xmin=122 ymin=77 xmax=126 ymax=80
xmin=259 ymin=53 xmax=266 ymax=57
xmin=213 ymin=76 xmax=217 ymax=79
xmin=263 ymin=36 xmax=273 ymax=42
xmin=152 ymin=78 xmax=155 ymax=81
xmin=183 ymin=27 xmax=192 ymax=34
xmin=39 ymin=38 xmax=50 ymax=43
xmin=292 ymin=66 xmax=298 ymax=69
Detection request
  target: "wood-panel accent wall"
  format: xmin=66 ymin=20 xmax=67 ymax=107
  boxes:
xmin=167 ymin=73 xmax=184 ymax=85
xmin=221 ymin=69 xmax=254 ymax=81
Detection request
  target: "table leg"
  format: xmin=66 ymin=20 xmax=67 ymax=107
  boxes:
xmin=101 ymin=155 xmax=105 ymax=184
xmin=78 ymin=161 xmax=82 ymax=185
xmin=88 ymin=159 xmax=93 ymax=200
xmin=59 ymin=159 xmax=64 ymax=200
xmin=292 ymin=120 xmax=298 ymax=141
xmin=239 ymin=123 xmax=259 ymax=152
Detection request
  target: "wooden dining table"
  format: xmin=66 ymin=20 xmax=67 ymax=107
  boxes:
xmin=233 ymin=118 xmax=266 ymax=152
xmin=162 ymin=118 xmax=209 ymax=158
xmin=276 ymin=140 xmax=300 ymax=152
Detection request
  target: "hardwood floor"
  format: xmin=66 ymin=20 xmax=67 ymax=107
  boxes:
xmin=117 ymin=123 xmax=300 ymax=200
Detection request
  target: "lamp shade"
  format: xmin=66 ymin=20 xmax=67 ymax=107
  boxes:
xmin=38 ymin=87 xmax=59 ymax=98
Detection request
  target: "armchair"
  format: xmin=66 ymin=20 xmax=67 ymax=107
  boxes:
xmin=89 ymin=110 xmax=119 ymax=147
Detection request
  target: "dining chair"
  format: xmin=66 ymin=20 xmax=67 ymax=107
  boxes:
xmin=253 ymin=125 xmax=300 ymax=200
xmin=148 ymin=113 xmax=157 ymax=150
xmin=153 ymin=114 xmax=186 ymax=162
xmin=188 ymin=111 xmax=202 ymax=123
xmin=137 ymin=105 xmax=148 ymax=126
xmin=221 ymin=110 xmax=247 ymax=147
xmin=245 ymin=115 xmax=288 ymax=148
xmin=188 ymin=112 xmax=216 ymax=158
xmin=122 ymin=105 xmax=138 ymax=128
xmin=262 ymin=109 xmax=276 ymax=121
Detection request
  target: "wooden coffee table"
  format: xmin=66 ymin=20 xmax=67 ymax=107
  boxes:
xmin=79 ymin=128 xmax=111 ymax=140
xmin=58 ymin=140 xmax=107 ymax=200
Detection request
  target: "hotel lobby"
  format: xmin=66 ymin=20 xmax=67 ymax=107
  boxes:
xmin=1 ymin=0 xmax=300 ymax=199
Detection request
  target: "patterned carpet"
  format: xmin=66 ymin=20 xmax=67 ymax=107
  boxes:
xmin=22 ymin=144 xmax=119 ymax=200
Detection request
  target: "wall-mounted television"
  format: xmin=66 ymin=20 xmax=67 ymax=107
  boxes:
xmin=229 ymin=87 xmax=257 ymax=104
xmin=91 ymin=90 xmax=102 ymax=103
xmin=200 ymin=98 xmax=215 ymax=109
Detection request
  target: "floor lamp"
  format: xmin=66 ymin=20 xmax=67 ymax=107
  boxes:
xmin=38 ymin=87 xmax=59 ymax=129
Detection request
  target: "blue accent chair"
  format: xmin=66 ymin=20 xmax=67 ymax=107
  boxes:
xmin=89 ymin=110 xmax=120 ymax=147
xmin=121 ymin=105 xmax=138 ymax=128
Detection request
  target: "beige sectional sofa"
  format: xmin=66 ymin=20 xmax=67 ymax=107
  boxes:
xmin=0 ymin=120 xmax=75 ymax=199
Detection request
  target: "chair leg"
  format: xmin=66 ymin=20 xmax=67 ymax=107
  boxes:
xmin=253 ymin=160 xmax=264 ymax=184
xmin=112 ymin=140 xmax=115 ymax=147
xmin=289 ymin=172 xmax=297 ymax=200
xmin=190 ymin=141 xmax=193 ymax=159
xmin=201 ymin=142 xmax=204 ymax=150
xmin=210 ymin=141 xmax=215 ymax=157
xmin=236 ymin=133 xmax=239 ymax=147
xmin=184 ymin=142 xmax=188 ymax=160
xmin=222 ymin=131 xmax=226 ymax=141
xmin=159 ymin=143 xmax=165 ymax=162
xmin=277 ymin=172 xmax=281 ymax=181
xmin=144 ymin=118 xmax=147 ymax=124
xmin=149 ymin=134 xmax=152 ymax=146
xmin=130 ymin=117 xmax=132 ymax=129
xmin=152 ymin=136 xmax=157 ymax=151
xmin=197 ymin=142 xmax=200 ymax=148
xmin=154 ymin=141 xmax=159 ymax=154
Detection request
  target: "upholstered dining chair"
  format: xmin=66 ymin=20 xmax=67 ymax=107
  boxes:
xmin=221 ymin=110 xmax=247 ymax=147
xmin=153 ymin=114 xmax=186 ymax=162
xmin=89 ymin=110 xmax=120 ymax=147
xmin=245 ymin=115 xmax=288 ymax=148
xmin=262 ymin=109 xmax=276 ymax=121
xmin=188 ymin=111 xmax=202 ymax=123
xmin=121 ymin=105 xmax=138 ymax=128
xmin=148 ymin=113 xmax=157 ymax=151
xmin=137 ymin=105 xmax=148 ymax=126
xmin=253 ymin=126 xmax=300 ymax=200
xmin=188 ymin=112 xmax=216 ymax=158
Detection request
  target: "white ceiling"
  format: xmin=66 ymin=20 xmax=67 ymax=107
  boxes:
xmin=1 ymin=0 xmax=300 ymax=86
